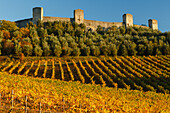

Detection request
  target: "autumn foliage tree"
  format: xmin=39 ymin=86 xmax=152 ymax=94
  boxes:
xmin=0 ymin=19 xmax=169 ymax=57
xmin=0 ymin=20 xmax=18 ymax=32
xmin=19 ymin=28 xmax=30 ymax=38
xmin=2 ymin=40 xmax=14 ymax=55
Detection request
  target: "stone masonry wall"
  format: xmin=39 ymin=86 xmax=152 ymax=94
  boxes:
xmin=15 ymin=18 xmax=32 ymax=28
xmin=84 ymin=19 xmax=123 ymax=30
xmin=15 ymin=7 xmax=157 ymax=30
xmin=134 ymin=24 xmax=149 ymax=29
xmin=42 ymin=17 xmax=123 ymax=30
xmin=16 ymin=17 xmax=149 ymax=30
xmin=43 ymin=16 xmax=74 ymax=23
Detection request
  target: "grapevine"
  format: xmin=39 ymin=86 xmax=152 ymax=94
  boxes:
xmin=34 ymin=60 xmax=41 ymax=76
xmin=65 ymin=61 xmax=74 ymax=81
xmin=59 ymin=61 xmax=64 ymax=80
xmin=72 ymin=60 xmax=85 ymax=84
xmin=24 ymin=61 xmax=34 ymax=76
xmin=51 ymin=59 xmax=55 ymax=79
xmin=42 ymin=61 xmax=48 ymax=78
xmin=85 ymin=60 xmax=106 ymax=87
xmin=2 ymin=61 xmax=13 ymax=72
xmin=78 ymin=60 xmax=95 ymax=84
xmin=17 ymin=62 xmax=27 ymax=74
xmin=9 ymin=62 xmax=20 ymax=74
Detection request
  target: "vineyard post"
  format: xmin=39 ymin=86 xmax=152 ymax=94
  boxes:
xmin=25 ymin=96 xmax=27 ymax=113
xmin=80 ymin=102 xmax=81 ymax=113
xmin=39 ymin=102 xmax=41 ymax=113
xmin=63 ymin=97 xmax=64 ymax=111
xmin=11 ymin=90 xmax=14 ymax=109
xmin=88 ymin=98 xmax=90 ymax=111
xmin=89 ymin=99 xmax=90 ymax=108
xmin=0 ymin=93 xmax=1 ymax=106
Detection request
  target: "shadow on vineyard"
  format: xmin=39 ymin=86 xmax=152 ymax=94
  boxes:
xmin=0 ymin=55 xmax=170 ymax=93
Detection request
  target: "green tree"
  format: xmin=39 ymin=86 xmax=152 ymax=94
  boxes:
xmin=12 ymin=30 xmax=22 ymax=40
xmin=38 ymin=28 xmax=48 ymax=38
xmin=72 ymin=47 xmax=81 ymax=56
xmin=128 ymin=43 xmax=137 ymax=56
xmin=34 ymin=45 xmax=43 ymax=56
xmin=62 ymin=47 xmax=72 ymax=56
xmin=84 ymin=46 xmax=90 ymax=56
xmin=80 ymin=23 xmax=86 ymax=31
xmin=86 ymin=39 xmax=93 ymax=46
xmin=2 ymin=40 xmax=14 ymax=55
xmin=54 ymin=45 xmax=62 ymax=57
xmin=42 ymin=40 xmax=51 ymax=56
xmin=29 ymin=27 xmax=38 ymax=38
xmin=75 ymin=27 xmax=84 ymax=37
xmin=110 ymin=44 xmax=117 ymax=56
xmin=23 ymin=45 xmax=33 ymax=56
xmin=146 ymin=42 xmax=153 ymax=55
xmin=118 ymin=44 xmax=128 ymax=56
xmin=0 ymin=38 xmax=2 ymax=55
xmin=96 ymin=25 xmax=103 ymax=34
xmin=162 ymin=43 xmax=170 ymax=55
xmin=73 ymin=22 xmax=79 ymax=30
xmin=32 ymin=36 xmax=40 ymax=46
xmin=14 ymin=43 xmax=22 ymax=56
xmin=0 ymin=20 xmax=18 ymax=32
xmin=37 ymin=19 xmax=44 ymax=28
xmin=101 ymin=45 xmax=109 ymax=56
xmin=155 ymin=48 xmax=162 ymax=55
xmin=91 ymin=46 xmax=100 ymax=56
xmin=0 ymin=31 xmax=4 ymax=39
xmin=119 ymin=26 xmax=126 ymax=35
xmin=137 ymin=44 xmax=146 ymax=56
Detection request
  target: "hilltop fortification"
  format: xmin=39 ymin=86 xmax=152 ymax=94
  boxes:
xmin=15 ymin=7 xmax=158 ymax=30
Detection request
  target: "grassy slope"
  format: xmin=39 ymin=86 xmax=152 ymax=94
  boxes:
xmin=0 ymin=72 xmax=169 ymax=112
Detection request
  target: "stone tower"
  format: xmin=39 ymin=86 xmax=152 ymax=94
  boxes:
xmin=123 ymin=14 xmax=133 ymax=28
xmin=148 ymin=19 xmax=158 ymax=30
xmin=33 ymin=7 xmax=43 ymax=24
xmin=74 ymin=9 xmax=84 ymax=24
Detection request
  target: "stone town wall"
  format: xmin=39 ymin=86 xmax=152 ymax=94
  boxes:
xmin=16 ymin=16 xmax=149 ymax=30
xmin=134 ymin=24 xmax=149 ymax=29
xmin=84 ymin=19 xmax=123 ymax=30
xmin=14 ymin=7 xmax=158 ymax=30
xmin=42 ymin=16 xmax=124 ymax=30
xmin=43 ymin=16 xmax=74 ymax=23
xmin=15 ymin=18 xmax=32 ymax=28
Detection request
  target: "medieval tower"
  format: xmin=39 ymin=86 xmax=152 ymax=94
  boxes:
xmin=74 ymin=9 xmax=84 ymax=24
xmin=123 ymin=14 xmax=133 ymax=28
xmin=33 ymin=7 xmax=43 ymax=24
xmin=16 ymin=7 xmax=158 ymax=30
xmin=148 ymin=19 xmax=158 ymax=30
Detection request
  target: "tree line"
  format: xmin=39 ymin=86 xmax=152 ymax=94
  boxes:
xmin=0 ymin=19 xmax=169 ymax=57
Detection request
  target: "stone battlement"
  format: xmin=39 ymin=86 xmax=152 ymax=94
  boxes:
xmin=15 ymin=7 xmax=158 ymax=30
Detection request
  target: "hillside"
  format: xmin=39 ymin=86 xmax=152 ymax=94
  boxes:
xmin=0 ymin=55 xmax=169 ymax=94
xmin=0 ymin=19 xmax=170 ymax=112
xmin=0 ymin=20 xmax=169 ymax=57
xmin=0 ymin=71 xmax=169 ymax=112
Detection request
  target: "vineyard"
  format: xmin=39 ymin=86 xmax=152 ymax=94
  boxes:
xmin=0 ymin=55 xmax=170 ymax=93
xmin=0 ymin=72 xmax=169 ymax=112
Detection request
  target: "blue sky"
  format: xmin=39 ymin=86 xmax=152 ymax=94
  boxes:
xmin=0 ymin=0 xmax=169 ymax=32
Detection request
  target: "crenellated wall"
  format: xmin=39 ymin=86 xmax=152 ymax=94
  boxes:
xmin=15 ymin=7 xmax=158 ymax=30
